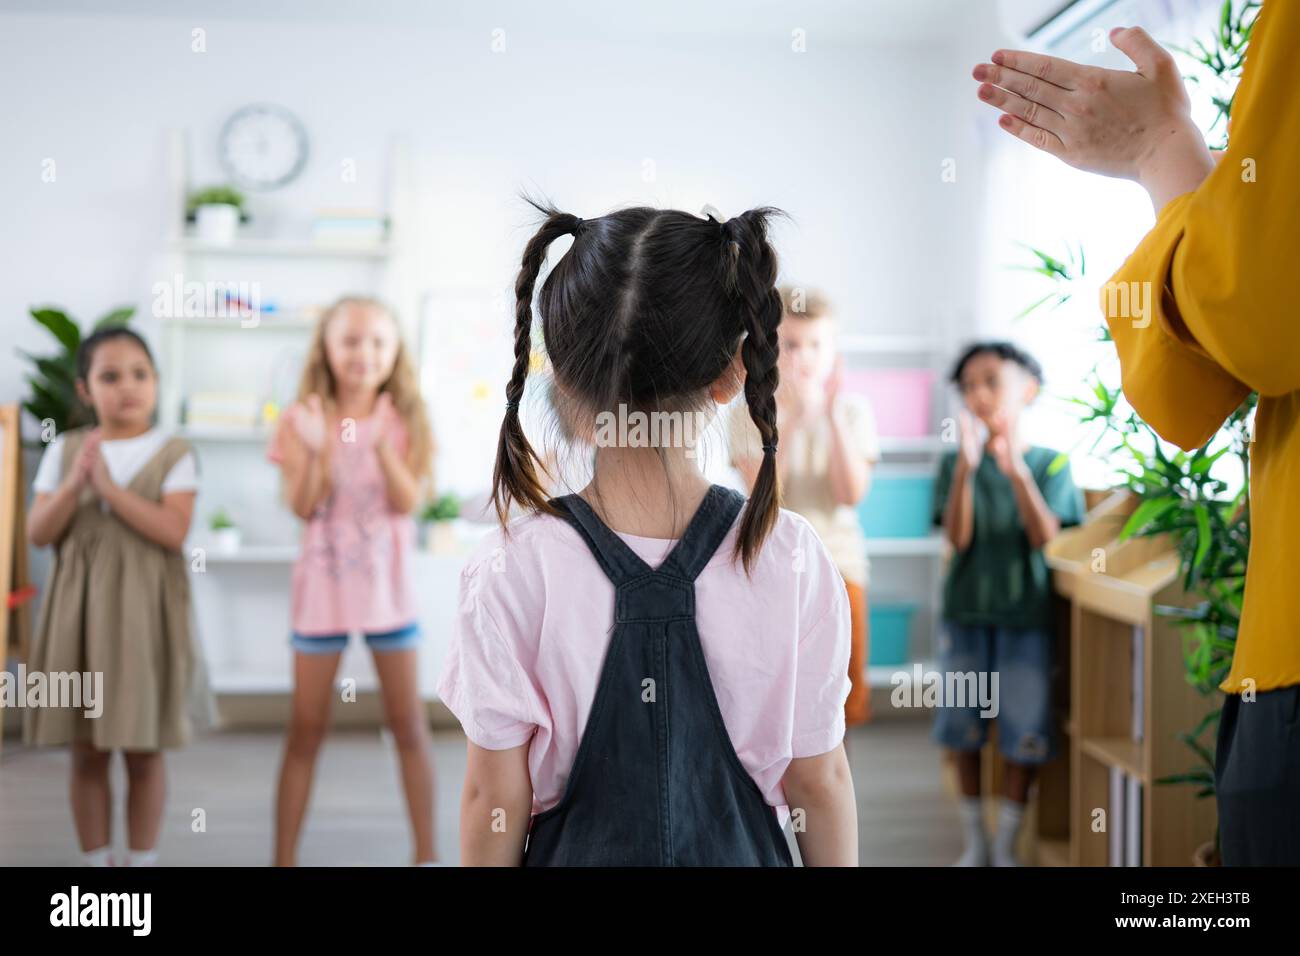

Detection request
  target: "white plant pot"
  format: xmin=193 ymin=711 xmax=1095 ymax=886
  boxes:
xmin=195 ymin=203 xmax=240 ymax=245
xmin=426 ymin=521 xmax=460 ymax=554
xmin=214 ymin=527 xmax=242 ymax=554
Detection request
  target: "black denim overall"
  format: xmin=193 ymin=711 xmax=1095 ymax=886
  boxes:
xmin=523 ymin=484 xmax=794 ymax=867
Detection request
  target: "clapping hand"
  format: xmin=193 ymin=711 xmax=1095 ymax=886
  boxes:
xmin=66 ymin=429 xmax=102 ymax=494
xmin=957 ymin=410 xmax=982 ymax=471
xmin=291 ymin=394 xmax=328 ymax=453
xmin=371 ymin=392 xmax=397 ymax=457
xmin=80 ymin=434 xmax=115 ymax=498
xmin=985 ymin=411 xmax=1024 ymax=476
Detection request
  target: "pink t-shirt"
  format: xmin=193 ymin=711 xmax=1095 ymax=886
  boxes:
xmin=268 ymin=401 xmax=418 ymax=636
xmin=436 ymin=503 xmax=852 ymax=823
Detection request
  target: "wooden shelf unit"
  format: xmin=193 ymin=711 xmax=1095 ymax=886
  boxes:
xmin=1045 ymin=491 xmax=1219 ymax=866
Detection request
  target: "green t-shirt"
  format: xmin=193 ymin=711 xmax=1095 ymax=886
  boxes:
xmin=932 ymin=446 xmax=1085 ymax=632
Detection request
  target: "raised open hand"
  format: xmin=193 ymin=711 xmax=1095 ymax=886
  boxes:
xmin=973 ymin=26 xmax=1214 ymax=209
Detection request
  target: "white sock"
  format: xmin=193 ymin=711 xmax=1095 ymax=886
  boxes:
xmin=992 ymin=798 xmax=1026 ymax=867
xmin=952 ymin=796 xmax=988 ymax=867
xmin=82 ymin=846 xmax=114 ymax=867
xmin=125 ymin=849 xmax=158 ymax=867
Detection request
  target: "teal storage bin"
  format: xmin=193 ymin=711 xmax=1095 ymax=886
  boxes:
xmin=869 ymin=604 xmax=915 ymax=666
xmin=858 ymin=473 xmax=935 ymax=538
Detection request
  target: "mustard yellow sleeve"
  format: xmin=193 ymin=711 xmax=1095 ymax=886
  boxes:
xmin=1103 ymin=196 xmax=1250 ymax=451
xmin=1104 ymin=1 xmax=1299 ymax=445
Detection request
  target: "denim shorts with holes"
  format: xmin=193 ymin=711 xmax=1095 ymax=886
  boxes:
xmin=930 ymin=622 xmax=1056 ymax=765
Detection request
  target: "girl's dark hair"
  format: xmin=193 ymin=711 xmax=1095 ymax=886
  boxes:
xmin=949 ymin=340 xmax=1044 ymax=386
xmin=76 ymin=325 xmax=156 ymax=381
xmin=73 ymin=326 xmax=156 ymax=425
xmin=493 ymin=198 xmax=787 ymax=573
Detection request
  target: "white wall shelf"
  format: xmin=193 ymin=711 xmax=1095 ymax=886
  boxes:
xmin=878 ymin=435 xmax=946 ymax=454
xmin=177 ymin=424 xmax=273 ymax=442
xmin=868 ymin=661 xmax=937 ymax=689
xmin=866 ymin=534 xmax=947 ymax=557
xmin=199 ymin=544 xmax=298 ymax=563
xmin=170 ymin=237 xmax=395 ymax=259
xmin=160 ymin=314 xmax=317 ymax=331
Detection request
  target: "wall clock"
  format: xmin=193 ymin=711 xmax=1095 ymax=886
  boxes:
xmin=218 ymin=103 xmax=309 ymax=191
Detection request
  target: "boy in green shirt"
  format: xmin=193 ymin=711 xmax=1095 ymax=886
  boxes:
xmin=932 ymin=342 xmax=1084 ymax=866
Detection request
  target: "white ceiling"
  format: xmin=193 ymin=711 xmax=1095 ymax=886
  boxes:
xmin=1 ymin=0 xmax=985 ymax=46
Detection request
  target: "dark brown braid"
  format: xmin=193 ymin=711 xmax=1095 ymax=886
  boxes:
xmin=491 ymin=210 xmax=582 ymax=525
xmin=720 ymin=209 xmax=785 ymax=572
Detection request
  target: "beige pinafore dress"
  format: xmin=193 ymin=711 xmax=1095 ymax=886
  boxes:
xmin=23 ymin=428 xmax=212 ymax=751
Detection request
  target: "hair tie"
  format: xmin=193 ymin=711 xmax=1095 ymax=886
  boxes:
xmin=571 ymin=216 xmax=585 ymax=236
xmin=761 ymin=442 xmax=777 ymax=454
xmin=506 ymin=399 xmax=520 ymax=411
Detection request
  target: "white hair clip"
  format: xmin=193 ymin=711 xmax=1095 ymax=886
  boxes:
xmin=700 ymin=203 xmax=727 ymax=224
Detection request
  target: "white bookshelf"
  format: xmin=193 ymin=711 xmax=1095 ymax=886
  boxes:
xmin=154 ymin=129 xmax=427 ymax=697
xmin=841 ymin=319 xmax=956 ymax=675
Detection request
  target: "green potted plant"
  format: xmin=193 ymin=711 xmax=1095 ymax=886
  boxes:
xmin=420 ymin=493 xmax=461 ymax=553
xmin=18 ymin=305 xmax=134 ymax=443
xmin=187 ymin=184 xmax=248 ymax=245
xmin=210 ymin=507 xmax=241 ymax=554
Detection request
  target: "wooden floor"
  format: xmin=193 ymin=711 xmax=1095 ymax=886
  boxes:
xmin=0 ymin=718 xmax=962 ymax=866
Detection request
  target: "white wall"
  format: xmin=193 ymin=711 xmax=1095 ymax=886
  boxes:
xmin=0 ymin=0 xmax=989 ymax=413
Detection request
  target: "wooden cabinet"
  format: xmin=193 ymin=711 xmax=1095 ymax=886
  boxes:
xmin=1044 ymin=492 xmax=1219 ymax=866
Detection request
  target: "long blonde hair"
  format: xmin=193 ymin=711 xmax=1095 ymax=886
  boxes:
xmin=296 ymin=295 xmax=435 ymax=485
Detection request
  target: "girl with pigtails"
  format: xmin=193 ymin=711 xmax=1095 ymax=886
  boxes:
xmin=437 ymin=200 xmax=858 ymax=866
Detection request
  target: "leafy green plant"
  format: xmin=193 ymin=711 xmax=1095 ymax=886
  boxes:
xmin=1169 ymin=0 xmax=1261 ymax=148
xmin=186 ymin=184 xmax=250 ymax=224
xmin=1008 ymin=241 xmax=1086 ymax=319
xmin=209 ymin=507 xmax=237 ymax=532
xmin=420 ymin=493 xmax=461 ymax=524
xmin=18 ymin=306 xmax=134 ymax=437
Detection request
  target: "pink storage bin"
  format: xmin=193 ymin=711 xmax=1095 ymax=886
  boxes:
xmin=841 ymin=367 xmax=934 ymax=438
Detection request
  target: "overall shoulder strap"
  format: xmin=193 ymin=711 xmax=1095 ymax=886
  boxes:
xmin=549 ymin=494 xmax=653 ymax=586
xmin=657 ymin=485 xmax=746 ymax=582
xmin=130 ymin=435 xmax=193 ymax=494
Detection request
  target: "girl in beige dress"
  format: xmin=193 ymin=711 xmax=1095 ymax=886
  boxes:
xmin=25 ymin=327 xmax=205 ymax=867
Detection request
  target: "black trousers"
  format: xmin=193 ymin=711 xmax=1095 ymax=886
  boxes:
xmin=1215 ymin=684 xmax=1300 ymax=865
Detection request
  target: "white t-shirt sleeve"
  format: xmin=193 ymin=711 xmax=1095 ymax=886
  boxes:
xmin=31 ymin=437 xmax=65 ymax=494
xmin=160 ymin=451 xmax=199 ymax=494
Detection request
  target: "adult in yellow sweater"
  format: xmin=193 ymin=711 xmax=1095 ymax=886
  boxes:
xmin=970 ymin=3 xmax=1296 ymax=865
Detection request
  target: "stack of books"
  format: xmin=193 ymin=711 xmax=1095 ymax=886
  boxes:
xmin=184 ymin=392 xmax=262 ymax=428
xmin=311 ymin=208 xmax=388 ymax=246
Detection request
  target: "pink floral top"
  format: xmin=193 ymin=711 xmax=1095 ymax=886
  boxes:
xmin=268 ymin=400 xmax=418 ymax=636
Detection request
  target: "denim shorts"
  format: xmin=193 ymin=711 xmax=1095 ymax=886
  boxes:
xmin=290 ymin=622 xmax=422 ymax=655
xmin=930 ymin=622 xmax=1056 ymax=765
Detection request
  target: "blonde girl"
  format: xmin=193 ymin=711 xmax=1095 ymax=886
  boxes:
xmin=267 ymin=296 xmax=436 ymax=866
